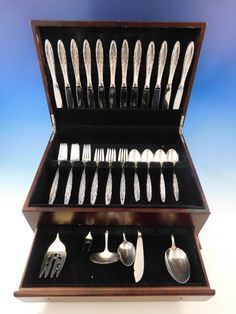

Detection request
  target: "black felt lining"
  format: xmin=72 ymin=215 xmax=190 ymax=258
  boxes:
xmin=21 ymin=224 xmax=207 ymax=288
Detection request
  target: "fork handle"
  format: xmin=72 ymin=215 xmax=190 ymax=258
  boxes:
xmin=64 ymin=168 xmax=73 ymax=204
xmin=48 ymin=167 xmax=60 ymax=204
xmin=90 ymin=168 xmax=98 ymax=205
xmin=78 ymin=167 xmax=86 ymax=205
xmin=120 ymin=167 xmax=126 ymax=205
xmin=105 ymin=168 xmax=112 ymax=205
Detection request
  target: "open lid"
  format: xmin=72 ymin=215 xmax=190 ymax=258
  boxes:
xmin=31 ymin=21 xmax=206 ymax=134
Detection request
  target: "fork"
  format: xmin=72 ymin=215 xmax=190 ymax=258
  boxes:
xmin=118 ymin=148 xmax=128 ymax=205
xmin=39 ymin=233 xmax=67 ymax=278
xmin=48 ymin=143 xmax=68 ymax=204
xmin=78 ymin=144 xmax=91 ymax=204
xmin=82 ymin=231 xmax=93 ymax=252
xmin=105 ymin=148 xmax=116 ymax=205
xmin=64 ymin=143 xmax=80 ymax=204
xmin=90 ymin=148 xmax=105 ymax=204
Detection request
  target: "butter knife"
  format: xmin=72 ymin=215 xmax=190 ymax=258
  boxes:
xmin=45 ymin=40 xmax=63 ymax=108
xmin=141 ymin=41 xmax=155 ymax=108
xmin=96 ymin=39 xmax=106 ymax=108
xmin=57 ymin=40 xmax=74 ymax=109
xmin=151 ymin=41 xmax=168 ymax=109
xmin=109 ymin=40 xmax=117 ymax=108
xmin=83 ymin=40 xmax=95 ymax=108
xmin=134 ymin=230 xmax=144 ymax=283
xmin=162 ymin=41 xmax=180 ymax=110
xmin=130 ymin=40 xmax=142 ymax=108
xmin=173 ymin=41 xmax=194 ymax=110
xmin=120 ymin=40 xmax=129 ymax=108
xmin=70 ymin=39 xmax=85 ymax=108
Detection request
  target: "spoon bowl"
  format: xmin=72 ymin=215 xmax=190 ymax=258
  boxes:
xmin=166 ymin=148 xmax=179 ymax=165
xmin=118 ymin=233 xmax=136 ymax=266
xmin=128 ymin=149 xmax=141 ymax=163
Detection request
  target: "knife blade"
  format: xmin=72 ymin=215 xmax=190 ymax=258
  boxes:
xmin=162 ymin=41 xmax=180 ymax=110
xmin=57 ymin=40 xmax=74 ymax=109
xmin=151 ymin=41 xmax=168 ymax=109
xmin=109 ymin=40 xmax=117 ymax=108
xmin=130 ymin=40 xmax=142 ymax=108
xmin=96 ymin=39 xmax=106 ymax=108
xmin=45 ymin=40 xmax=63 ymax=108
xmin=173 ymin=41 xmax=194 ymax=110
xmin=120 ymin=40 xmax=129 ymax=108
xmin=70 ymin=39 xmax=85 ymax=108
xmin=83 ymin=40 xmax=95 ymax=108
xmin=141 ymin=41 xmax=155 ymax=108
xmin=133 ymin=230 xmax=144 ymax=283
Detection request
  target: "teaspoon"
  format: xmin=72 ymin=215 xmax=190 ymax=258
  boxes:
xmin=118 ymin=233 xmax=136 ymax=266
xmin=154 ymin=149 xmax=166 ymax=203
xmin=166 ymin=149 xmax=179 ymax=201
xmin=128 ymin=149 xmax=141 ymax=202
xmin=141 ymin=149 xmax=153 ymax=202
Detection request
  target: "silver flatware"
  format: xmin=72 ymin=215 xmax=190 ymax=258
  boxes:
xmin=141 ymin=41 xmax=155 ymax=108
xmin=45 ymin=39 xmax=63 ymax=108
xmin=154 ymin=149 xmax=166 ymax=203
xmin=141 ymin=149 xmax=153 ymax=202
xmin=83 ymin=40 xmax=95 ymax=107
xmin=90 ymin=148 xmax=105 ymax=205
xmin=163 ymin=41 xmax=180 ymax=110
xmin=90 ymin=230 xmax=119 ymax=264
xmin=128 ymin=149 xmax=141 ymax=202
xmin=152 ymin=41 xmax=168 ymax=109
xmin=78 ymin=144 xmax=91 ymax=205
xmin=118 ymin=232 xmax=136 ymax=266
xmin=120 ymin=40 xmax=129 ymax=108
xmin=133 ymin=230 xmax=144 ymax=283
xmin=105 ymin=148 xmax=116 ymax=205
xmin=82 ymin=231 xmax=93 ymax=253
xmin=173 ymin=41 xmax=195 ymax=110
xmin=165 ymin=234 xmax=190 ymax=284
xmin=57 ymin=40 xmax=74 ymax=109
xmin=130 ymin=40 xmax=142 ymax=108
xmin=96 ymin=39 xmax=106 ymax=108
xmin=166 ymin=148 xmax=179 ymax=201
xmin=109 ymin=40 xmax=117 ymax=108
xmin=118 ymin=148 xmax=128 ymax=205
xmin=70 ymin=39 xmax=85 ymax=108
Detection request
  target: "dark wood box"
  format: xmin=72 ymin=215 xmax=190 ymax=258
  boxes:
xmin=14 ymin=20 xmax=215 ymax=301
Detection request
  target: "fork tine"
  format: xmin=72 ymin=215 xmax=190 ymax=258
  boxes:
xmin=118 ymin=148 xmax=121 ymax=162
xmin=113 ymin=148 xmax=116 ymax=161
xmin=50 ymin=254 xmax=66 ymax=278
xmin=44 ymin=255 xmax=54 ymax=278
xmin=106 ymin=148 xmax=110 ymax=162
xmin=94 ymin=148 xmax=98 ymax=162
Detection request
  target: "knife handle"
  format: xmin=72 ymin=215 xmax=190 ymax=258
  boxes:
xmin=45 ymin=40 xmax=57 ymax=83
xmin=168 ymin=41 xmax=180 ymax=85
xmin=57 ymin=40 xmax=70 ymax=87
xmin=144 ymin=41 xmax=155 ymax=88
xmin=83 ymin=40 xmax=93 ymax=88
xmin=156 ymin=41 xmax=168 ymax=88
xmin=121 ymin=40 xmax=129 ymax=87
xmin=96 ymin=39 xmax=104 ymax=87
xmin=109 ymin=40 xmax=117 ymax=87
xmin=70 ymin=39 xmax=82 ymax=87
xmin=133 ymin=40 xmax=142 ymax=87
xmin=180 ymin=41 xmax=194 ymax=86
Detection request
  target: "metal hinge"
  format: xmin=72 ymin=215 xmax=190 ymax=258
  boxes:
xmin=49 ymin=113 xmax=56 ymax=142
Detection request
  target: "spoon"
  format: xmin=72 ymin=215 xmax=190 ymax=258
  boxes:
xmin=90 ymin=230 xmax=119 ymax=264
xmin=118 ymin=233 xmax=136 ymax=266
xmin=165 ymin=234 xmax=191 ymax=284
xmin=128 ymin=149 xmax=141 ymax=202
xmin=141 ymin=149 xmax=153 ymax=202
xmin=154 ymin=149 xmax=166 ymax=203
xmin=166 ymin=149 xmax=179 ymax=201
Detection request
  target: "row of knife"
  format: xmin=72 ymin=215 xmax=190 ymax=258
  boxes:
xmin=45 ymin=38 xmax=195 ymax=110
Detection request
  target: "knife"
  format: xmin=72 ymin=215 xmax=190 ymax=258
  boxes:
xmin=173 ymin=41 xmax=195 ymax=110
xmin=70 ymin=39 xmax=85 ymax=109
xmin=109 ymin=40 xmax=117 ymax=108
xmin=120 ymin=39 xmax=129 ymax=108
xmin=162 ymin=41 xmax=180 ymax=110
xmin=57 ymin=40 xmax=75 ymax=109
xmin=96 ymin=39 xmax=106 ymax=108
xmin=133 ymin=230 xmax=144 ymax=283
xmin=151 ymin=41 xmax=168 ymax=109
xmin=45 ymin=40 xmax=63 ymax=108
xmin=141 ymin=41 xmax=155 ymax=108
xmin=83 ymin=40 xmax=95 ymax=108
xmin=130 ymin=40 xmax=142 ymax=108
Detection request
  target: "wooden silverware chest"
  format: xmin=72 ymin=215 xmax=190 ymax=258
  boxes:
xmin=14 ymin=20 xmax=215 ymax=301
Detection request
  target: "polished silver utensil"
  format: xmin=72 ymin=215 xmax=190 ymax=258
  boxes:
xmin=133 ymin=230 xmax=144 ymax=283
xmin=64 ymin=143 xmax=80 ymax=204
xmin=57 ymin=40 xmax=74 ymax=109
xmin=128 ymin=149 xmax=141 ymax=202
xmin=90 ymin=230 xmax=119 ymax=264
xmin=154 ymin=149 xmax=166 ymax=203
xmin=82 ymin=231 xmax=93 ymax=253
xmin=173 ymin=41 xmax=195 ymax=110
xmin=120 ymin=40 xmax=129 ymax=108
xmin=83 ymin=40 xmax=95 ymax=107
xmin=152 ymin=41 xmax=168 ymax=109
xmin=70 ymin=39 xmax=85 ymax=108
xmin=130 ymin=40 xmax=142 ymax=108
xmin=48 ymin=143 xmax=68 ymax=204
xmin=166 ymin=148 xmax=179 ymax=201
xmin=105 ymin=148 xmax=116 ymax=205
xmin=109 ymin=41 xmax=117 ymax=108
xmin=118 ymin=233 xmax=136 ymax=266
xmin=165 ymin=234 xmax=190 ymax=284
xmin=39 ymin=233 xmax=66 ymax=278
xmin=118 ymin=148 xmax=128 ymax=205
xmin=96 ymin=39 xmax=106 ymax=108
xmin=141 ymin=41 xmax=155 ymax=108
xmin=90 ymin=148 xmax=105 ymax=205
xmin=163 ymin=41 xmax=180 ymax=110
xmin=45 ymin=39 xmax=63 ymax=108
xmin=78 ymin=144 xmax=91 ymax=205
xmin=141 ymin=149 xmax=153 ymax=202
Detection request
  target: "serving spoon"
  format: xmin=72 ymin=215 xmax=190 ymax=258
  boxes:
xmin=141 ymin=149 xmax=153 ymax=202
xmin=128 ymin=149 xmax=141 ymax=202
xmin=166 ymin=148 xmax=179 ymax=201
xmin=154 ymin=149 xmax=166 ymax=203
xmin=117 ymin=233 xmax=136 ymax=266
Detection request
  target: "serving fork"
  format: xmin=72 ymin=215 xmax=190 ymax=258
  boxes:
xmin=105 ymin=148 xmax=116 ymax=205
xmin=39 ymin=233 xmax=67 ymax=278
xmin=118 ymin=148 xmax=128 ymax=205
xmin=78 ymin=144 xmax=91 ymax=204
xmin=48 ymin=143 xmax=68 ymax=204
xmin=90 ymin=148 xmax=105 ymax=204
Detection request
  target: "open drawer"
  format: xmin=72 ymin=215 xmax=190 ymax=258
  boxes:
xmin=14 ymin=224 xmax=215 ymax=301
